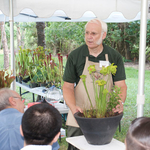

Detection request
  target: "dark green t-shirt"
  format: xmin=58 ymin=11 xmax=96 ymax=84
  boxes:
xmin=63 ymin=44 xmax=126 ymax=85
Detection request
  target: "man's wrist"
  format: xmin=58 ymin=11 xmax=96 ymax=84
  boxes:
xmin=121 ymin=101 xmax=124 ymax=105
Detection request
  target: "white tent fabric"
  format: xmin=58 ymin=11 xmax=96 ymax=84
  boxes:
xmin=0 ymin=0 xmax=142 ymax=19
xmin=0 ymin=9 xmax=141 ymax=23
xmin=0 ymin=0 xmax=149 ymax=117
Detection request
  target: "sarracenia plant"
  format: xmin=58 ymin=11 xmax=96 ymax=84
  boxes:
xmin=0 ymin=70 xmax=15 ymax=89
xmin=80 ymin=63 xmax=120 ymax=118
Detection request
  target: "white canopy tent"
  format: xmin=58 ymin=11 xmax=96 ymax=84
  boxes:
xmin=0 ymin=8 xmax=141 ymax=22
xmin=0 ymin=0 xmax=149 ymax=117
xmin=0 ymin=0 xmax=144 ymax=19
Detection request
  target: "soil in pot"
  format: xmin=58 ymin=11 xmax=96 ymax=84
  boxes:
xmin=74 ymin=111 xmax=123 ymax=145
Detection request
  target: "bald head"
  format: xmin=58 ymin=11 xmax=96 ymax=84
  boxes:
xmin=0 ymin=88 xmax=25 ymax=113
xmin=0 ymin=88 xmax=16 ymax=111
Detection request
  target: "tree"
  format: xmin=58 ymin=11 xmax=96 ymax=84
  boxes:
xmin=36 ymin=22 xmax=45 ymax=48
xmin=0 ymin=22 xmax=9 ymax=69
xmin=16 ymin=22 xmax=25 ymax=51
xmin=45 ymin=22 xmax=86 ymax=54
xmin=36 ymin=22 xmax=46 ymax=101
xmin=105 ymin=23 xmax=131 ymax=60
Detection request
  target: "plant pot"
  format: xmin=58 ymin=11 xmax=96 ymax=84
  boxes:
xmin=29 ymin=82 xmax=38 ymax=88
xmin=18 ymin=76 xmax=23 ymax=83
xmin=74 ymin=112 xmax=123 ymax=145
xmin=16 ymin=76 xmax=19 ymax=82
xmin=22 ymin=81 xmax=30 ymax=87
xmin=22 ymin=76 xmax=30 ymax=83
xmin=40 ymin=82 xmax=47 ymax=87
xmin=46 ymin=82 xmax=52 ymax=88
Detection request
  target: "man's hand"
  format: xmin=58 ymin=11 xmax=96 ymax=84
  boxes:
xmin=112 ymin=100 xmax=124 ymax=113
xmin=114 ymin=80 xmax=127 ymax=113
xmin=71 ymin=105 xmax=83 ymax=115
xmin=63 ymin=82 xmax=83 ymax=115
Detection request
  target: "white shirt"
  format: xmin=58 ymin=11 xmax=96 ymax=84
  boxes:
xmin=21 ymin=145 xmax=52 ymax=150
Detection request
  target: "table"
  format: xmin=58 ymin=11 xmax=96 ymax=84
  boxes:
xmin=16 ymin=82 xmax=47 ymax=101
xmin=66 ymin=135 xmax=125 ymax=150
xmin=16 ymin=82 xmax=69 ymax=114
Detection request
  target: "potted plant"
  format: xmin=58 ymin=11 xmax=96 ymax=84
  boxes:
xmin=74 ymin=64 xmax=123 ymax=145
xmin=57 ymin=53 xmax=64 ymax=89
xmin=0 ymin=69 xmax=15 ymax=89
xmin=16 ymin=47 xmax=31 ymax=83
xmin=35 ymin=63 xmax=47 ymax=87
xmin=27 ymin=64 xmax=38 ymax=88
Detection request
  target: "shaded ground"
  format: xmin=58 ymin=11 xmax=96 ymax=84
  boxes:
xmin=124 ymin=62 xmax=150 ymax=70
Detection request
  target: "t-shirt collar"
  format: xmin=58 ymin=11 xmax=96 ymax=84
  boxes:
xmin=83 ymin=44 xmax=105 ymax=57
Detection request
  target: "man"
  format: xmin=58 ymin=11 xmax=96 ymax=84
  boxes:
xmin=63 ymin=19 xmax=127 ymax=150
xmin=0 ymin=88 xmax=60 ymax=150
xmin=0 ymin=88 xmax=25 ymax=150
xmin=20 ymin=103 xmax=62 ymax=150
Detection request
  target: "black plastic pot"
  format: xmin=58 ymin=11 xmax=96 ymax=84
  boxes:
xmin=16 ymin=76 xmax=18 ymax=82
xmin=74 ymin=112 xmax=123 ymax=145
xmin=29 ymin=82 xmax=38 ymax=88
xmin=22 ymin=81 xmax=30 ymax=87
xmin=40 ymin=82 xmax=47 ymax=87
xmin=22 ymin=76 xmax=30 ymax=83
xmin=18 ymin=76 xmax=22 ymax=83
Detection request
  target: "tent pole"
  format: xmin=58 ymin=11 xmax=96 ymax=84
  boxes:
xmin=137 ymin=0 xmax=148 ymax=117
xmin=10 ymin=0 xmax=15 ymax=90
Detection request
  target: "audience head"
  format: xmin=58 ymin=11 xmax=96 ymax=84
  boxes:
xmin=126 ymin=117 xmax=150 ymax=150
xmin=0 ymin=88 xmax=25 ymax=113
xmin=21 ymin=103 xmax=62 ymax=146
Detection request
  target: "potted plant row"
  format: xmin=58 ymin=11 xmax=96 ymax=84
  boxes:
xmin=15 ymin=46 xmax=67 ymax=89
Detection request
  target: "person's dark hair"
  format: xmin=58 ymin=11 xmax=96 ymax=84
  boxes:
xmin=22 ymin=103 xmax=62 ymax=145
xmin=126 ymin=117 xmax=150 ymax=150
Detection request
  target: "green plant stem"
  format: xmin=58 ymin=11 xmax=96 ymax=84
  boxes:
xmin=93 ymin=75 xmax=98 ymax=107
xmin=83 ymin=81 xmax=94 ymax=109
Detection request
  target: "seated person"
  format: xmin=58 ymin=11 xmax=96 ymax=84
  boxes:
xmin=125 ymin=117 xmax=150 ymax=150
xmin=0 ymin=88 xmax=60 ymax=150
xmin=20 ymin=103 xmax=62 ymax=150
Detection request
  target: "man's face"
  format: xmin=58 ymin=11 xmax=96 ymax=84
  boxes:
xmin=12 ymin=91 xmax=25 ymax=113
xmin=85 ymin=22 xmax=103 ymax=49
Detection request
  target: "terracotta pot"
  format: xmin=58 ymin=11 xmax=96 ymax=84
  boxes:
xmin=74 ymin=112 xmax=123 ymax=145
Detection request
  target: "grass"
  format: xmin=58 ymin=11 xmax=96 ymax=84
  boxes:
xmin=114 ymin=67 xmax=150 ymax=142
xmin=1 ymin=54 xmax=150 ymax=149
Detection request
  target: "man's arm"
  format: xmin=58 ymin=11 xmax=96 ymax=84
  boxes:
xmin=63 ymin=81 xmax=82 ymax=114
xmin=113 ymin=80 xmax=127 ymax=113
xmin=114 ymin=80 xmax=127 ymax=103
